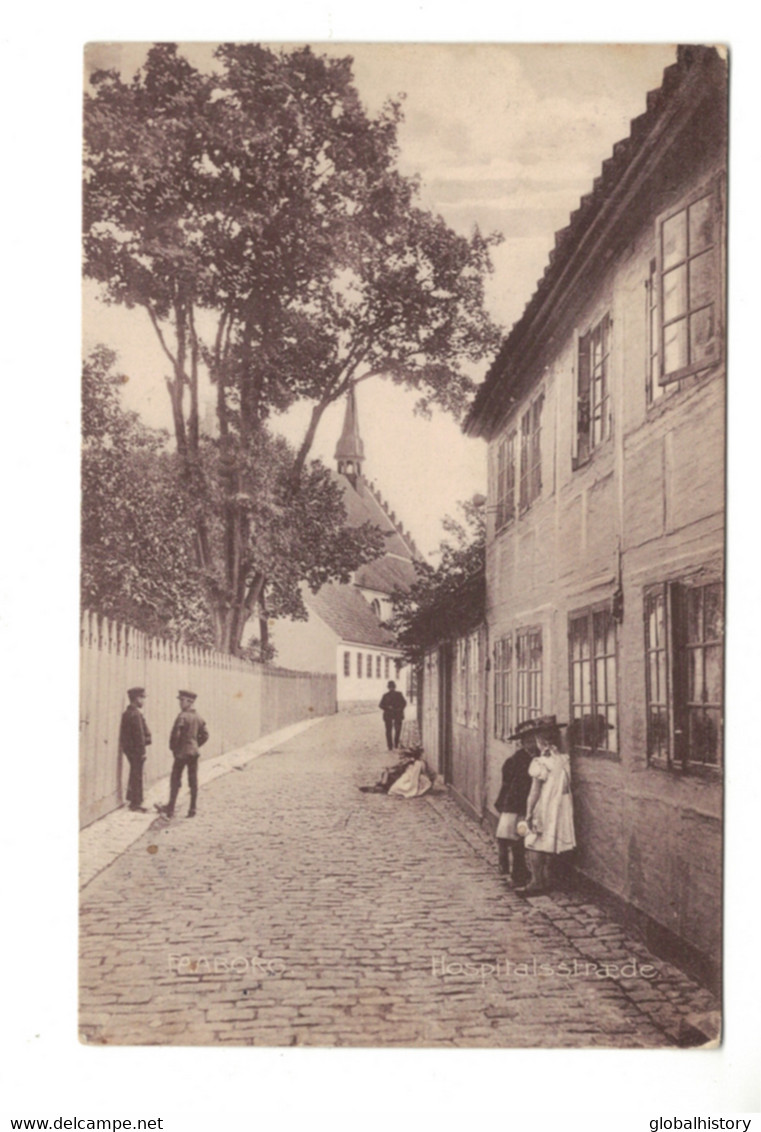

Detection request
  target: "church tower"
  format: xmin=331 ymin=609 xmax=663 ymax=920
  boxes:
xmin=334 ymin=386 xmax=365 ymax=487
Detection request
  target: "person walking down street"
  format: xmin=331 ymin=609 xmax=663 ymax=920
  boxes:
xmin=119 ymin=687 xmax=152 ymax=812
xmin=516 ymin=715 xmax=575 ymax=897
xmin=158 ymin=690 xmax=209 ymax=819
xmin=379 ymin=680 xmax=406 ymax=751
xmin=494 ymin=720 xmax=534 ymax=886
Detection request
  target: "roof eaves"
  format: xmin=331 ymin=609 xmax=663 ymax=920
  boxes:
xmin=464 ymin=46 xmax=724 ymax=439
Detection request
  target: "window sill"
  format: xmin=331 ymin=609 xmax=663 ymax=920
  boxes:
xmin=646 ymin=757 xmax=722 ymax=781
xmin=646 ymin=360 xmax=724 ymax=420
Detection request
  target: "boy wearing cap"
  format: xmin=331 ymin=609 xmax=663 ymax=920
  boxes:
xmin=494 ymin=719 xmax=535 ymax=886
xmin=119 ymin=687 xmax=152 ymax=812
xmin=159 ymin=691 xmax=209 ymax=818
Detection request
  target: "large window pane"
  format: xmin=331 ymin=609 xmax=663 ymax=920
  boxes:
xmin=663 ymin=264 xmax=688 ymax=322
xmin=704 ymin=645 xmax=722 ymax=703
xmin=663 ymin=210 xmax=687 ymax=269
xmin=664 ymin=319 xmax=688 ymax=374
xmin=690 ymin=307 xmax=717 ymax=367
xmin=689 ymin=250 xmax=716 ymax=309
xmin=689 ymin=194 xmax=715 ymax=253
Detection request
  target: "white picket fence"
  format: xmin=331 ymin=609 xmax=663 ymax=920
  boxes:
xmin=79 ymin=610 xmax=336 ymax=828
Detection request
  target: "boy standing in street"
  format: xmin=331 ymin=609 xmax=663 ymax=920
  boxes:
xmin=158 ymin=690 xmax=209 ymax=819
xmin=119 ymin=686 xmax=152 ymax=812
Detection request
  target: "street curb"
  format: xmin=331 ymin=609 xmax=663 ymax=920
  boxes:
xmin=79 ymin=714 xmax=328 ymax=891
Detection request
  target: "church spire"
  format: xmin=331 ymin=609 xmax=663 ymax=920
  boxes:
xmin=334 ymin=385 xmax=365 ymax=486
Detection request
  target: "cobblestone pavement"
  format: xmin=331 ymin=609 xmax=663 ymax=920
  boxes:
xmin=80 ymin=711 xmax=719 ymax=1048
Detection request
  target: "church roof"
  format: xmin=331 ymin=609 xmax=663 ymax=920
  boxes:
xmin=308 ymin=582 xmax=395 ymax=648
xmin=355 ymin=555 xmax=418 ymax=594
xmin=331 ymin=471 xmax=420 ymax=564
xmin=295 ymin=389 xmax=424 ymax=653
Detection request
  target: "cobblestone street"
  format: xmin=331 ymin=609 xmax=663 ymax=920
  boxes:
xmin=80 ymin=711 xmax=718 ymax=1048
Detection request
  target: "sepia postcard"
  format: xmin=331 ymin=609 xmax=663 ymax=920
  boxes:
xmin=79 ymin=41 xmax=727 ymax=1049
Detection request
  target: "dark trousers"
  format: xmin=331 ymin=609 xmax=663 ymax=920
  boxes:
xmin=126 ymin=754 xmax=145 ymax=806
xmin=384 ymin=714 xmax=403 ymax=750
xmin=168 ymin=754 xmax=199 ymax=814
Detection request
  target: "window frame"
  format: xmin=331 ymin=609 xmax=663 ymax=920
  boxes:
xmin=518 ymin=393 xmax=544 ymax=515
xmin=574 ymin=313 xmax=612 ymax=468
xmin=567 ymin=602 xmax=619 ymax=759
xmin=494 ymin=634 xmax=513 ymax=742
xmin=515 ymin=626 xmax=543 ymax=724
xmin=644 ymin=578 xmax=724 ymax=775
xmin=654 ymin=177 xmax=725 ymax=387
xmin=495 ymin=429 xmax=517 ymax=532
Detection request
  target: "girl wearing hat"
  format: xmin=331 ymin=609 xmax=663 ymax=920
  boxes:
xmin=516 ymin=716 xmax=575 ymax=896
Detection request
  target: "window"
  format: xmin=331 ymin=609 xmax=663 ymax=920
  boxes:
xmin=494 ymin=635 xmax=513 ymax=741
xmin=519 ymin=394 xmax=543 ymax=513
xmin=371 ymin=598 xmax=381 ymax=617
xmin=644 ymin=580 xmax=723 ymax=771
xmin=654 ymin=182 xmax=723 ymax=387
xmin=385 ymin=656 xmax=390 ymax=679
xmin=516 ymin=628 xmax=543 ymax=722
xmin=376 ymin=655 xmax=382 ymax=679
xmin=495 ymin=430 xmax=517 ymax=530
xmin=343 ymin=651 xmax=351 ymax=677
xmin=367 ymin=654 xmax=373 ymax=677
xmin=568 ymin=606 xmax=618 ymax=755
xmin=575 ymin=314 xmax=611 ymax=465
xmin=357 ymin=652 xmax=362 ymax=678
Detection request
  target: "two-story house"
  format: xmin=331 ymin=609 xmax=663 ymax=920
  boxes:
xmin=463 ymin=45 xmax=727 ymax=987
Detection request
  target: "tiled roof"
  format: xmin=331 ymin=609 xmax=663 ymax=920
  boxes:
xmin=332 ymin=472 xmax=419 ymax=563
xmin=307 ymin=583 xmax=395 ymax=647
xmin=464 ymin=45 xmax=726 ymax=437
xmin=355 ymin=555 xmax=418 ymax=594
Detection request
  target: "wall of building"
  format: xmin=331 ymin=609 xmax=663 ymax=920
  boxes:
xmin=79 ymin=611 xmax=337 ymax=829
xmin=483 ymin=144 xmax=725 ymax=976
xmin=337 ymin=645 xmax=409 ymax=709
xmin=269 ymin=605 xmax=337 ymax=675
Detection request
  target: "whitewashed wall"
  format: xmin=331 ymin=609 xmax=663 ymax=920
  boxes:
xmin=79 ymin=611 xmax=336 ymax=828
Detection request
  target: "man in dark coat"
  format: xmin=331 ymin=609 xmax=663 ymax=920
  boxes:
xmin=379 ymin=680 xmax=406 ymax=751
xmin=119 ymin=687 xmax=152 ymax=812
xmin=159 ymin=690 xmax=209 ymax=819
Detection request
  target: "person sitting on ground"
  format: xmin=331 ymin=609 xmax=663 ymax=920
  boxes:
xmin=359 ymin=747 xmax=433 ymax=797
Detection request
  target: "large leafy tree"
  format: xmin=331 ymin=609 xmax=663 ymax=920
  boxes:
xmin=84 ymin=43 xmax=501 ymax=653
xmin=81 ymin=345 xmax=213 ymax=643
xmin=82 ymin=346 xmax=384 ymax=651
xmin=387 ymin=499 xmax=486 ymax=666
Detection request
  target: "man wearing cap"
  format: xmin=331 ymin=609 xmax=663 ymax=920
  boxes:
xmin=159 ymin=691 xmax=209 ymax=819
xmin=119 ymin=687 xmax=152 ymax=812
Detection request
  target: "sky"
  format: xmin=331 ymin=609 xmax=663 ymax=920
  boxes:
xmin=83 ymin=42 xmax=677 ymax=558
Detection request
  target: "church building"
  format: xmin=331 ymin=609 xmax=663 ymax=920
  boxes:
xmin=271 ymin=389 xmax=419 ymax=709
